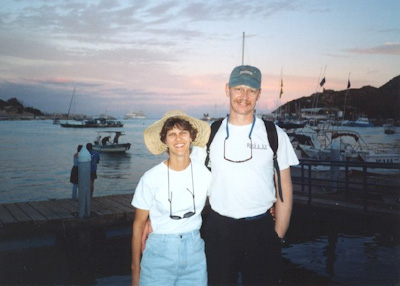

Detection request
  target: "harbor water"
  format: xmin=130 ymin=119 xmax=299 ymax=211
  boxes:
xmin=0 ymin=119 xmax=399 ymax=285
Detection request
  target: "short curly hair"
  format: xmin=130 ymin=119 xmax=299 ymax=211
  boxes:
xmin=160 ymin=117 xmax=198 ymax=144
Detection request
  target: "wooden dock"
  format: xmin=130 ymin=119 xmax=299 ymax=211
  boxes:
xmin=1 ymin=191 xmax=398 ymax=238
xmin=0 ymin=194 xmax=135 ymax=237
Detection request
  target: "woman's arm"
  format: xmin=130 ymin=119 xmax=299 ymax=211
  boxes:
xmin=131 ymin=208 xmax=150 ymax=286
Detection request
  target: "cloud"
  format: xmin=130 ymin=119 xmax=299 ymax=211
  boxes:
xmin=347 ymin=43 xmax=400 ymax=56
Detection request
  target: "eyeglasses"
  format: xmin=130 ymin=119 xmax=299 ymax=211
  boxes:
xmin=169 ymin=188 xmax=196 ymax=220
xmin=167 ymin=160 xmax=196 ymax=220
xmin=223 ymin=114 xmax=255 ymax=163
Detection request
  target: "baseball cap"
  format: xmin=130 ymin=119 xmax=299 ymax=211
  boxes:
xmin=229 ymin=65 xmax=261 ymax=89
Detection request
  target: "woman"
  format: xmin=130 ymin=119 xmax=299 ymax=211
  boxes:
xmin=131 ymin=110 xmax=211 ymax=286
xmin=69 ymin=144 xmax=82 ymax=199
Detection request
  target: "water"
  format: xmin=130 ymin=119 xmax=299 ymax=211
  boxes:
xmin=0 ymin=120 xmax=399 ymax=285
xmin=1 ymin=209 xmax=398 ymax=285
xmin=1 ymin=120 xmax=399 ymax=204
xmin=0 ymin=119 xmax=167 ymax=203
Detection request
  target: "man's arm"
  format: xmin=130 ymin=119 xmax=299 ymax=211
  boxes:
xmin=131 ymin=209 xmax=149 ymax=286
xmin=274 ymin=167 xmax=293 ymax=239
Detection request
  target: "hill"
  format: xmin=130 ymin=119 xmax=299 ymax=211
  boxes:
xmin=277 ymin=75 xmax=400 ymax=123
xmin=0 ymin=98 xmax=44 ymax=119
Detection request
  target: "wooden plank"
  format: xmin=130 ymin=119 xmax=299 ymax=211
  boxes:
xmin=53 ymin=199 xmax=78 ymax=213
xmin=109 ymin=195 xmax=134 ymax=210
xmin=28 ymin=201 xmax=61 ymax=221
xmin=90 ymin=199 xmax=114 ymax=216
xmin=42 ymin=201 xmax=75 ymax=219
xmin=105 ymin=196 xmax=134 ymax=212
xmin=15 ymin=202 xmax=47 ymax=222
xmin=98 ymin=197 xmax=133 ymax=213
xmin=93 ymin=197 xmax=122 ymax=213
xmin=0 ymin=205 xmax=17 ymax=224
xmin=3 ymin=203 xmax=31 ymax=222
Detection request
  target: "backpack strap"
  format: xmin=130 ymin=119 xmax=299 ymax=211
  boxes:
xmin=205 ymin=117 xmax=283 ymax=202
xmin=263 ymin=120 xmax=283 ymax=202
xmin=205 ymin=119 xmax=223 ymax=170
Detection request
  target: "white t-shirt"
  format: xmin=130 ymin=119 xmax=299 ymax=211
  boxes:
xmin=131 ymin=160 xmax=211 ymax=234
xmin=208 ymin=117 xmax=299 ymax=219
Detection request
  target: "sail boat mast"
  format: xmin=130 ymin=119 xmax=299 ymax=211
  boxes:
xmin=67 ymin=87 xmax=76 ymax=119
xmin=242 ymin=32 xmax=245 ymax=65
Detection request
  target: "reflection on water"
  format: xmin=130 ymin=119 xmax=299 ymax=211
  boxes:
xmin=1 ymin=210 xmax=399 ymax=286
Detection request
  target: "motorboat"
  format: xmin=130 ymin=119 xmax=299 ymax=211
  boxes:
xmin=383 ymin=119 xmax=395 ymax=134
xmin=290 ymin=125 xmax=399 ymax=164
xmin=344 ymin=117 xmax=374 ymax=127
xmin=60 ymin=117 xmax=123 ymax=128
xmin=92 ymin=131 xmax=131 ymax=153
xmin=124 ymin=111 xmax=146 ymax=119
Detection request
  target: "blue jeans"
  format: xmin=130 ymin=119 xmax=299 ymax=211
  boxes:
xmin=140 ymin=229 xmax=207 ymax=286
xmin=72 ymin=184 xmax=78 ymax=199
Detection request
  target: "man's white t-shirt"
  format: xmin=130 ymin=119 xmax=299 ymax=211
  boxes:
xmin=208 ymin=117 xmax=299 ymax=219
xmin=132 ymin=160 xmax=211 ymax=234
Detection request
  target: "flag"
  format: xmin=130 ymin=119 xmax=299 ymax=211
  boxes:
xmin=279 ymin=79 xmax=283 ymax=98
xmin=347 ymin=80 xmax=351 ymax=89
xmin=319 ymin=77 xmax=326 ymax=87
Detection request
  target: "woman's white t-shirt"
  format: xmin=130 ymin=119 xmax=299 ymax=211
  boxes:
xmin=132 ymin=160 xmax=211 ymax=234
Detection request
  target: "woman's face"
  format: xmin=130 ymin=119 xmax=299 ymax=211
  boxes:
xmin=165 ymin=126 xmax=192 ymax=158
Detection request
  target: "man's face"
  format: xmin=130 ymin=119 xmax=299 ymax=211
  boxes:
xmin=226 ymin=84 xmax=260 ymax=116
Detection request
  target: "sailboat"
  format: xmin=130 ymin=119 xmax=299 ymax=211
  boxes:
xmin=59 ymin=88 xmax=123 ymax=128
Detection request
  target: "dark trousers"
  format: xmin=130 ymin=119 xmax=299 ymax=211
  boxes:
xmin=204 ymin=209 xmax=282 ymax=286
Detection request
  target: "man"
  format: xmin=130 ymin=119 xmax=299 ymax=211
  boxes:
xmin=113 ymin=132 xmax=121 ymax=144
xmin=86 ymin=143 xmax=100 ymax=197
xmin=203 ymin=65 xmax=299 ymax=285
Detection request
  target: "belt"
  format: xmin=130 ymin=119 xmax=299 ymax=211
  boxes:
xmin=239 ymin=211 xmax=269 ymax=221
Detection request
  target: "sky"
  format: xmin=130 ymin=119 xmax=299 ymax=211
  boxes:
xmin=0 ymin=0 xmax=399 ymax=119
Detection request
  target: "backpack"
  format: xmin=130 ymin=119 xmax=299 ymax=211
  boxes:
xmin=205 ymin=118 xmax=283 ymax=202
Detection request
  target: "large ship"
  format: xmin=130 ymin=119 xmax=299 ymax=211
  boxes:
xmin=124 ymin=111 xmax=146 ymax=119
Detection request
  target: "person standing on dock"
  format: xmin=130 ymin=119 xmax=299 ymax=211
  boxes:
xmin=69 ymin=144 xmax=82 ymax=199
xmin=131 ymin=110 xmax=211 ymax=286
xmin=86 ymin=143 xmax=100 ymax=197
xmin=203 ymin=65 xmax=299 ymax=285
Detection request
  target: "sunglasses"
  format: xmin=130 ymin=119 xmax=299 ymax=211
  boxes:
xmin=169 ymin=188 xmax=196 ymax=220
xmin=167 ymin=160 xmax=196 ymax=220
xmin=223 ymin=114 xmax=255 ymax=163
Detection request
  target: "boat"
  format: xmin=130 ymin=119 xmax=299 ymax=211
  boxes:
xmin=92 ymin=131 xmax=131 ymax=153
xmin=345 ymin=117 xmax=374 ymax=127
xmin=290 ymin=125 xmax=399 ymax=164
xmin=60 ymin=117 xmax=123 ymax=128
xmin=201 ymin=113 xmax=213 ymax=122
xmin=383 ymin=119 xmax=395 ymax=134
xmin=289 ymin=125 xmax=400 ymax=178
xmin=124 ymin=111 xmax=146 ymax=119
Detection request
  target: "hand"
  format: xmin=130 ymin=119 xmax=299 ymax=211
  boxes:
xmin=270 ymin=206 xmax=275 ymax=220
xmin=132 ymin=275 xmax=140 ymax=286
xmin=141 ymin=219 xmax=153 ymax=253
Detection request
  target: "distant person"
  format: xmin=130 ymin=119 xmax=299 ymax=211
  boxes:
xmin=131 ymin=110 xmax=211 ymax=286
xmin=95 ymin=135 xmax=102 ymax=145
xmin=113 ymin=132 xmax=121 ymax=144
xmin=86 ymin=143 xmax=100 ymax=197
xmin=69 ymin=145 xmax=83 ymax=199
xmin=102 ymin=136 xmax=111 ymax=145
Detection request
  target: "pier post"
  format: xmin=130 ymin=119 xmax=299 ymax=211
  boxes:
xmin=330 ymin=139 xmax=341 ymax=192
xmin=78 ymin=145 xmax=91 ymax=218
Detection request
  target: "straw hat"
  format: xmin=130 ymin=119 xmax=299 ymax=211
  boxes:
xmin=143 ymin=110 xmax=211 ymax=155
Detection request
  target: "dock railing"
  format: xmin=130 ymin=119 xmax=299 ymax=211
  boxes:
xmin=291 ymin=159 xmax=400 ymax=216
